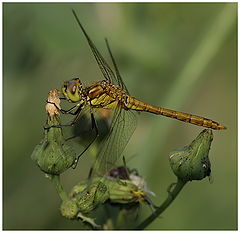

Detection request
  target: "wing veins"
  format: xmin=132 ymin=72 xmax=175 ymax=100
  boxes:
xmin=105 ymin=39 xmax=130 ymax=94
xmin=72 ymin=9 xmax=118 ymax=84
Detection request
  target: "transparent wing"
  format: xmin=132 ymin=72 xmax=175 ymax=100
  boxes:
xmin=92 ymin=107 xmax=137 ymax=176
xmin=105 ymin=39 xmax=130 ymax=94
xmin=72 ymin=10 xmax=119 ymax=85
xmin=72 ymin=10 xmax=137 ymax=177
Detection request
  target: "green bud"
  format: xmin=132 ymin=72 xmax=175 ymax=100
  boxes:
xmin=108 ymin=178 xmax=146 ymax=204
xmin=169 ymin=129 xmax=213 ymax=181
xmin=69 ymin=181 xmax=88 ymax=199
xmin=106 ymin=166 xmax=152 ymax=205
xmin=31 ymin=89 xmax=76 ymax=175
xmin=60 ymin=200 xmax=78 ymax=219
xmin=69 ymin=177 xmax=102 ymax=199
xmin=73 ymin=180 xmax=109 ymax=214
xmin=68 ymin=172 xmax=151 ymax=215
xmin=93 ymin=180 xmax=109 ymax=202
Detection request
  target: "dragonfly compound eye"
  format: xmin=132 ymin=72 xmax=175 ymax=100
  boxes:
xmin=70 ymin=85 xmax=77 ymax=94
xmin=61 ymin=79 xmax=82 ymax=103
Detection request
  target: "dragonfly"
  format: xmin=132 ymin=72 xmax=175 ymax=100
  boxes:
xmin=56 ymin=10 xmax=226 ymax=176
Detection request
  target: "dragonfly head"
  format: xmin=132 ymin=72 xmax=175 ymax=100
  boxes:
xmin=62 ymin=78 xmax=83 ymax=102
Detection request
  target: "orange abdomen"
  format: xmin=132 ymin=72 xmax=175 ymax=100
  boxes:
xmin=125 ymin=96 xmax=226 ymax=130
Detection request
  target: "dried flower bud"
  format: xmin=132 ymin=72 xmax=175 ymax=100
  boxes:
xmin=31 ymin=89 xmax=76 ymax=175
xmin=45 ymin=89 xmax=61 ymax=117
xmin=169 ymin=129 xmax=213 ymax=181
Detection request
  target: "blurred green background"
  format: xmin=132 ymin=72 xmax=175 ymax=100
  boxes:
xmin=3 ymin=2 xmax=237 ymax=230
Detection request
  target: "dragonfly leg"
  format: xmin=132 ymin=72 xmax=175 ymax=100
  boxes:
xmin=46 ymin=100 xmax=81 ymax=115
xmin=61 ymin=105 xmax=80 ymax=115
xmin=72 ymin=112 xmax=99 ymax=169
xmin=44 ymin=103 xmax=83 ymax=129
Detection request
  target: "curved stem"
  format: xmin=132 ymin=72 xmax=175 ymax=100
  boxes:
xmin=136 ymin=179 xmax=187 ymax=230
xmin=50 ymin=175 xmax=68 ymax=201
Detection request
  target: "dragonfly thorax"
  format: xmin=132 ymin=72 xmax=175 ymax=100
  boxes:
xmin=62 ymin=78 xmax=84 ymax=103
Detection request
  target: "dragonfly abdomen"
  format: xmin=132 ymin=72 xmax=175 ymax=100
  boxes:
xmin=125 ymin=96 xmax=226 ymax=130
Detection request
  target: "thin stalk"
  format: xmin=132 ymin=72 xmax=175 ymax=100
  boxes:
xmin=50 ymin=175 xmax=68 ymax=202
xmin=136 ymin=179 xmax=187 ymax=230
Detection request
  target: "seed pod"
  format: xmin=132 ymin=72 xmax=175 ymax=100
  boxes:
xmin=169 ymin=129 xmax=213 ymax=181
xmin=31 ymin=89 xmax=76 ymax=175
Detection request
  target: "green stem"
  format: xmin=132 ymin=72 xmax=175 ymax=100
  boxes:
xmin=50 ymin=175 xmax=68 ymax=201
xmin=136 ymin=179 xmax=187 ymax=230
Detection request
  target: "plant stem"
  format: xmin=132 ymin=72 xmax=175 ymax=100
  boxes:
xmin=50 ymin=175 xmax=68 ymax=201
xmin=136 ymin=179 xmax=187 ymax=230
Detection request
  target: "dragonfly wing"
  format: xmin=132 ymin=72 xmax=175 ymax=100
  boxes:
xmin=72 ymin=10 xmax=118 ymax=85
xmin=105 ymin=39 xmax=130 ymax=95
xmin=92 ymin=107 xmax=137 ymax=176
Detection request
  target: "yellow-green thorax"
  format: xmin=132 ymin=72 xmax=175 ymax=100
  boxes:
xmin=62 ymin=78 xmax=127 ymax=110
